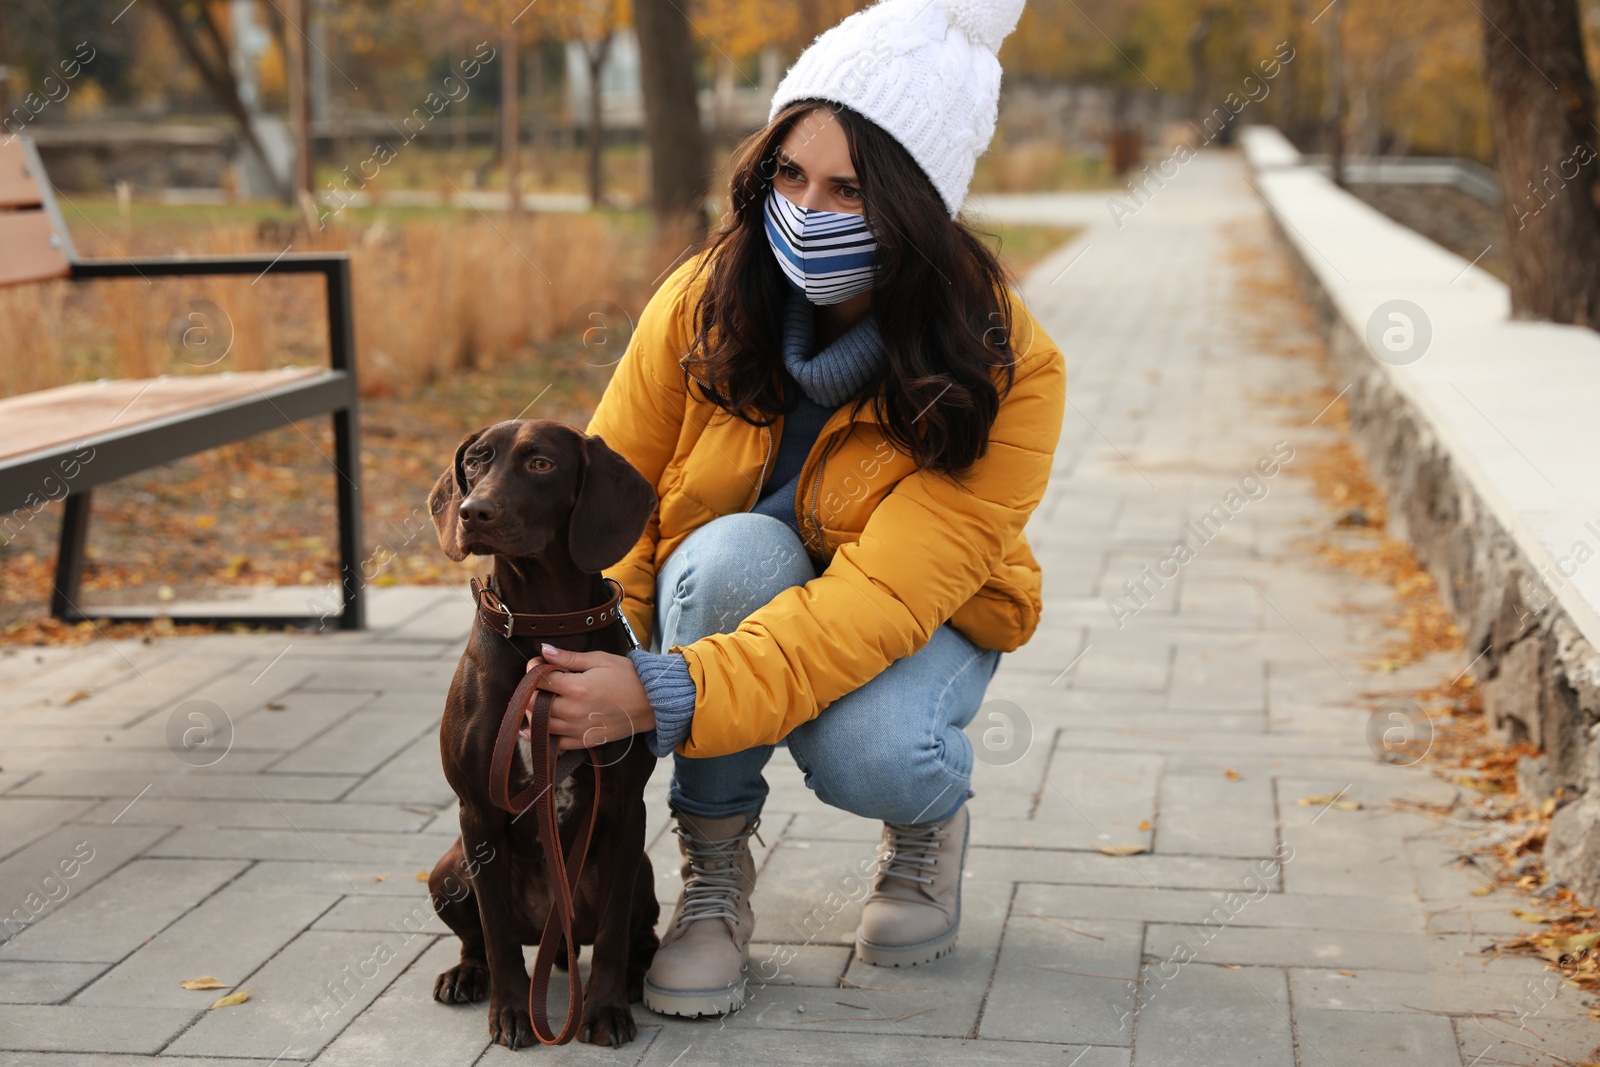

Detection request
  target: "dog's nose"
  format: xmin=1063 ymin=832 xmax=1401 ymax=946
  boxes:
xmin=459 ymin=498 xmax=499 ymax=526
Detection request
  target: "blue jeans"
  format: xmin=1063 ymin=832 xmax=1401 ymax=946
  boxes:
xmin=653 ymin=512 xmax=1001 ymax=826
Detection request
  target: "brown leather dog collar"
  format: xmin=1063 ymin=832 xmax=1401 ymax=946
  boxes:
xmin=470 ymin=575 xmax=628 ymax=642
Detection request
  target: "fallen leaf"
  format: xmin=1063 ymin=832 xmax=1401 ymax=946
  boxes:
xmin=195 ymin=514 xmax=218 ymax=530
xmin=1470 ymin=886 xmax=1494 ymax=897
xmin=62 ymin=689 xmax=90 ymax=706
xmin=1137 ymin=820 xmax=1152 ymax=832
xmin=1331 ymin=800 xmax=1363 ymax=811
xmin=1224 ymin=769 xmax=1242 ymax=781
xmin=181 ymin=976 xmax=229 ymax=990
xmin=1219 ymin=964 xmax=1241 ymax=969
xmin=1513 ymin=910 xmax=1552 ymax=924
xmin=1297 ymin=795 xmax=1337 ymax=805
xmin=265 ymin=701 xmax=286 ymax=711
xmin=1097 ymin=844 xmax=1147 ymax=856
xmin=416 ymin=870 xmax=430 ymax=882
xmin=1549 ymin=932 xmax=1600 ymax=954
xmin=374 ymin=875 xmax=387 ymax=882
xmin=210 ymin=988 xmax=250 ymax=1008
xmin=1338 ymin=970 xmax=1355 ymax=977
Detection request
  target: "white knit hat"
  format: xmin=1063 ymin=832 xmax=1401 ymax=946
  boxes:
xmin=768 ymin=0 xmax=1026 ymax=218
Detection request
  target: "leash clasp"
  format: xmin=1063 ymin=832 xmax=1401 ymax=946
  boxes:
xmin=603 ymin=577 xmax=640 ymax=651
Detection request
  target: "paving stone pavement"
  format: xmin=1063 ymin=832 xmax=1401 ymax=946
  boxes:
xmin=3 ymin=150 xmax=1595 ymax=1065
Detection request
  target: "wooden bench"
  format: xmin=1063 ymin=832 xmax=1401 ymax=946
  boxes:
xmin=0 ymin=135 xmax=366 ymax=630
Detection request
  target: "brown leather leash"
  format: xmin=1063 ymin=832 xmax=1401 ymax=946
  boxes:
xmin=489 ymin=662 xmax=597 ymax=1045
xmin=477 ymin=576 xmax=637 ymax=1046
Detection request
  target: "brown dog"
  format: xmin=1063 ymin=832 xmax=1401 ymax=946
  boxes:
xmin=425 ymin=419 xmax=661 ymax=1048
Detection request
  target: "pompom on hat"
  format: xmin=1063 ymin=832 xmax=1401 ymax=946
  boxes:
xmin=768 ymin=0 xmax=1027 ymax=218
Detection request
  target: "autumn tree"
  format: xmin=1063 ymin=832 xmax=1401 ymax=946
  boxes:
xmin=790 ymin=0 xmax=862 ymax=42
xmin=1321 ymin=0 xmax=1344 ymax=184
xmin=149 ymin=0 xmax=289 ymax=199
xmin=692 ymin=0 xmax=800 ymax=134
xmin=281 ymin=0 xmax=313 ymax=202
xmin=1337 ymin=0 xmax=1488 ymax=159
xmin=545 ymin=0 xmax=629 ymax=209
xmin=635 ymin=0 xmax=711 ymax=233
xmin=1129 ymin=0 xmax=1308 ymax=139
xmin=458 ymin=0 xmax=541 ymax=212
xmin=1480 ymin=0 xmax=1600 ymax=327
xmin=1000 ymin=0 xmax=1494 ymax=167
xmin=1007 ymin=0 xmax=1152 ymax=86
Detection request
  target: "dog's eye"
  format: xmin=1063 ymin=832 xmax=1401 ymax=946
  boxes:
xmin=530 ymin=457 xmax=554 ymax=473
xmin=461 ymin=446 xmax=494 ymax=479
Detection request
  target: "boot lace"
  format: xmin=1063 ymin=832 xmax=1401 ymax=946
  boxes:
xmin=676 ymin=817 xmax=760 ymax=927
xmin=879 ymin=821 xmax=945 ymax=886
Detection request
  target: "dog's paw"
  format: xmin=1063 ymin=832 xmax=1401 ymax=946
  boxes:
xmin=432 ymin=961 xmax=490 ymax=1004
xmin=489 ymin=997 xmax=536 ymax=1049
xmin=581 ymin=1002 xmax=638 ymax=1047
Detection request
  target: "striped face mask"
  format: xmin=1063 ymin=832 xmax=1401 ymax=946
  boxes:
xmin=763 ymin=189 xmax=880 ymax=306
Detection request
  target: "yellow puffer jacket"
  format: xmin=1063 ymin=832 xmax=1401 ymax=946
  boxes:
xmin=586 ymin=251 xmax=1065 ymax=758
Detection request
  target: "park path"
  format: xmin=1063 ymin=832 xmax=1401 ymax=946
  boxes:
xmin=2 ymin=150 xmax=1594 ymax=1066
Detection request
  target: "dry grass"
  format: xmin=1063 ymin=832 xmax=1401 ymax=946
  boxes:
xmin=0 ymin=284 xmax=68 ymax=397
xmin=0 ymin=209 xmax=691 ymax=400
xmin=347 ymin=214 xmax=675 ymax=395
xmin=968 ymin=138 xmax=1112 ymax=194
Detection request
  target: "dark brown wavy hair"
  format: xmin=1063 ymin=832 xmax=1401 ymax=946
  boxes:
xmin=681 ymin=100 xmax=1017 ymax=475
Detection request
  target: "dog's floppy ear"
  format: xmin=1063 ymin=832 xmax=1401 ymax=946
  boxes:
xmin=568 ymin=431 xmax=656 ymax=574
xmin=429 ymin=429 xmax=482 ymax=562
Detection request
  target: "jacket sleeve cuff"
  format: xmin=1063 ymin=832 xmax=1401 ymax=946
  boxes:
xmin=627 ymin=649 xmax=696 ymax=758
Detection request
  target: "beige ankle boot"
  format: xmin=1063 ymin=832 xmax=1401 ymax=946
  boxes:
xmin=642 ymin=811 xmax=759 ymax=1017
xmin=855 ymin=804 xmax=969 ymax=967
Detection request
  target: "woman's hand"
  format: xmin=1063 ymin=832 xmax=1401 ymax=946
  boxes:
xmin=530 ymin=644 xmax=656 ymax=751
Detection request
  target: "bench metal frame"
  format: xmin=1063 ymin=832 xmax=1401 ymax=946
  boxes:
xmin=0 ymin=138 xmax=365 ymax=630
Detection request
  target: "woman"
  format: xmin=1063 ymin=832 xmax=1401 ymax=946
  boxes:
xmin=530 ymin=0 xmax=1062 ymax=1018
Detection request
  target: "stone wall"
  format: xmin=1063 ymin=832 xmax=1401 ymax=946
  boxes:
xmin=1249 ymin=132 xmax=1600 ymax=903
